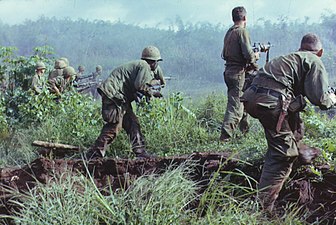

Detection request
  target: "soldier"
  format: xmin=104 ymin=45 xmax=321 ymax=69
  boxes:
xmin=48 ymin=66 xmax=76 ymax=96
xmin=48 ymin=58 xmax=67 ymax=81
xmin=241 ymin=33 xmax=336 ymax=212
xmin=31 ymin=61 xmax=47 ymax=94
xmin=92 ymin=65 xmax=103 ymax=80
xmin=89 ymin=65 xmax=103 ymax=99
xmin=219 ymin=6 xmax=259 ymax=142
xmin=77 ymin=65 xmax=85 ymax=77
xmin=86 ymin=46 xmax=164 ymax=159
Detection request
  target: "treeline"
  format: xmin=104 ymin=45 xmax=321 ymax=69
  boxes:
xmin=1 ymin=14 xmax=336 ymax=95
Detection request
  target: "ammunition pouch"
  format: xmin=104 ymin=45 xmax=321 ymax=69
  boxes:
xmin=288 ymin=95 xmax=306 ymax=113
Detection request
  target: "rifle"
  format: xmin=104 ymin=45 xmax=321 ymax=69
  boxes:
xmin=75 ymin=81 xmax=99 ymax=93
xmin=252 ymin=42 xmax=272 ymax=63
xmin=75 ymin=73 xmax=95 ymax=83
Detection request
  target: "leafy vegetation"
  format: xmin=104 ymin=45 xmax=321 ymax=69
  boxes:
xmin=0 ymin=16 xmax=336 ymax=224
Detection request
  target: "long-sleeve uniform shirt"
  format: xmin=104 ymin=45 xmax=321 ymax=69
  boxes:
xmin=221 ymin=24 xmax=258 ymax=69
xmin=31 ymin=73 xmax=46 ymax=94
xmin=98 ymin=60 xmax=156 ymax=104
xmin=219 ymin=24 xmax=258 ymax=138
xmin=241 ymin=51 xmax=336 ymax=210
xmin=245 ymin=51 xmax=335 ymax=110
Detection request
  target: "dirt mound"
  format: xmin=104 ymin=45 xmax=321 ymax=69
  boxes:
xmin=0 ymin=152 xmax=335 ymax=223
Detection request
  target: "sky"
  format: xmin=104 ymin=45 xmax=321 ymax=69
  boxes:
xmin=0 ymin=0 xmax=335 ymax=29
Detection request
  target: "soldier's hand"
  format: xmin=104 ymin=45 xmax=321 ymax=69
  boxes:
xmin=153 ymin=91 xmax=163 ymax=98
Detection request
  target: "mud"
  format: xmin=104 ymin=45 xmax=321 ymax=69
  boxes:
xmin=0 ymin=151 xmax=335 ymax=223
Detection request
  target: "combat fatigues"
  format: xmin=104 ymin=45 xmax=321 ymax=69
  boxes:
xmin=48 ymin=76 xmax=73 ymax=95
xmin=31 ymin=73 xmax=46 ymax=94
xmin=90 ymin=60 xmax=157 ymax=157
xmin=152 ymin=65 xmax=166 ymax=86
xmin=220 ymin=24 xmax=258 ymax=139
xmin=48 ymin=59 xmax=67 ymax=81
xmin=241 ymin=51 xmax=336 ymax=211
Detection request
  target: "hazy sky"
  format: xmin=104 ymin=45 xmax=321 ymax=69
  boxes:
xmin=0 ymin=0 xmax=335 ymax=28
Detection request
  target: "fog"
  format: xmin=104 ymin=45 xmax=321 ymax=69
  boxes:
xmin=0 ymin=0 xmax=335 ymax=28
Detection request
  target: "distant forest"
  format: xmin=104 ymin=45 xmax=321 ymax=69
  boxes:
xmin=1 ymin=14 xmax=336 ymax=97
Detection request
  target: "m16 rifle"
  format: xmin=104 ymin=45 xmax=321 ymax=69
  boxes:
xmin=252 ymin=42 xmax=272 ymax=63
xmin=74 ymin=81 xmax=99 ymax=93
xmin=75 ymin=73 xmax=95 ymax=83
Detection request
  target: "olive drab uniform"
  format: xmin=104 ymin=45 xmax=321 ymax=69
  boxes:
xmin=90 ymin=60 xmax=157 ymax=157
xmin=152 ymin=65 xmax=166 ymax=86
xmin=241 ymin=51 xmax=336 ymax=211
xmin=48 ymin=59 xmax=67 ymax=81
xmin=220 ymin=24 xmax=258 ymax=140
xmin=48 ymin=66 xmax=76 ymax=96
xmin=31 ymin=73 xmax=46 ymax=94
xmin=92 ymin=65 xmax=103 ymax=80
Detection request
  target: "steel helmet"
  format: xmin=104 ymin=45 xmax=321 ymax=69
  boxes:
xmin=55 ymin=59 xmax=67 ymax=69
xmin=35 ymin=61 xmax=46 ymax=70
xmin=59 ymin=57 xmax=69 ymax=66
xmin=63 ymin=66 xmax=77 ymax=78
xmin=141 ymin=46 xmax=162 ymax=61
xmin=96 ymin=65 xmax=102 ymax=71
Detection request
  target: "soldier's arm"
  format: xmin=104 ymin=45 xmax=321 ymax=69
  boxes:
xmin=239 ymin=29 xmax=258 ymax=69
xmin=134 ymin=63 xmax=162 ymax=99
xmin=48 ymin=78 xmax=61 ymax=96
xmin=304 ymin=59 xmax=335 ymax=109
xmin=153 ymin=66 xmax=166 ymax=87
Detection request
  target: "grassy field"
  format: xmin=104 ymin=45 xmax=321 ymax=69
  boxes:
xmin=0 ymin=89 xmax=335 ymax=224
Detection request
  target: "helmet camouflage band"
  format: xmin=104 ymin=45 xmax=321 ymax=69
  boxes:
xmin=35 ymin=61 xmax=46 ymax=70
xmin=141 ymin=46 xmax=162 ymax=61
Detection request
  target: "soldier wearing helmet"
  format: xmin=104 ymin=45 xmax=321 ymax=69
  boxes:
xmin=141 ymin=46 xmax=166 ymax=87
xmin=48 ymin=58 xmax=68 ymax=81
xmin=86 ymin=46 xmax=164 ymax=160
xmin=31 ymin=61 xmax=47 ymax=94
xmin=48 ymin=66 xmax=76 ymax=96
xmin=92 ymin=65 xmax=103 ymax=80
xmin=77 ymin=65 xmax=85 ymax=76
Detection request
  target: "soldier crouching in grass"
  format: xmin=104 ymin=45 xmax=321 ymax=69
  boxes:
xmin=241 ymin=33 xmax=336 ymax=214
xmin=86 ymin=46 xmax=164 ymax=160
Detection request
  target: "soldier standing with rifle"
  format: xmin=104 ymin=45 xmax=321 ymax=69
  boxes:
xmin=219 ymin=6 xmax=259 ymax=142
xmin=86 ymin=46 xmax=164 ymax=159
xmin=241 ymin=33 xmax=336 ymax=213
